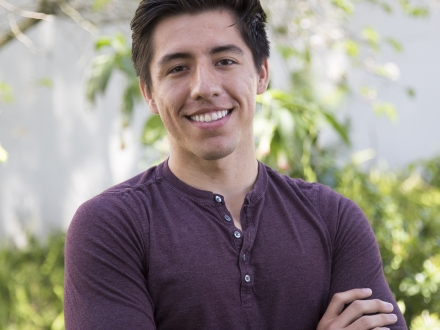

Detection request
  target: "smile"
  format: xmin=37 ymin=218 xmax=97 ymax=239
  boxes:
xmin=190 ymin=110 xmax=230 ymax=123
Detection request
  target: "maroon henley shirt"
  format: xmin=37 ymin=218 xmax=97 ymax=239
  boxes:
xmin=64 ymin=160 xmax=406 ymax=329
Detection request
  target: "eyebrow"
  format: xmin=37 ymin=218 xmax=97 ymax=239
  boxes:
xmin=157 ymin=44 xmax=245 ymax=67
xmin=210 ymin=44 xmax=244 ymax=56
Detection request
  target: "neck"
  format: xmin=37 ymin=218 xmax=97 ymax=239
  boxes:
xmin=168 ymin=138 xmax=258 ymax=231
xmin=168 ymin=148 xmax=258 ymax=198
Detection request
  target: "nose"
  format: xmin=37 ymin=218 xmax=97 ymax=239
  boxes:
xmin=190 ymin=62 xmax=222 ymax=101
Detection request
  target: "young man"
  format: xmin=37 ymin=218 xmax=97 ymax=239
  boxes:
xmin=64 ymin=1 xmax=407 ymax=329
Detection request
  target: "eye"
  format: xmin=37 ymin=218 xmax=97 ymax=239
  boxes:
xmin=168 ymin=65 xmax=188 ymax=74
xmin=216 ymin=59 xmax=236 ymax=66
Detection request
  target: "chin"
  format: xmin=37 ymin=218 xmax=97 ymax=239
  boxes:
xmin=197 ymin=146 xmax=236 ymax=161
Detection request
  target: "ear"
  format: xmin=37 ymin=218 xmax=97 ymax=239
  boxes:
xmin=139 ymin=80 xmax=159 ymax=114
xmin=257 ymin=59 xmax=270 ymax=95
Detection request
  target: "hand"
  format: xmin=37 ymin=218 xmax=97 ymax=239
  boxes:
xmin=316 ymin=288 xmax=398 ymax=330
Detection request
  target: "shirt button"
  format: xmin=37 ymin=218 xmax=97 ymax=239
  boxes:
xmin=244 ymin=275 xmax=251 ymax=282
xmin=242 ymin=254 xmax=246 ymax=261
xmin=215 ymin=196 xmax=222 ymax=203
xmin=224 ymin=215 xmax=232 ymax=222
xmin=234 ymin=231 xmax=241 ymax=238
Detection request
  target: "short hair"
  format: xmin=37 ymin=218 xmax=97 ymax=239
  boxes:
xmin=131 ymin=0 xmax=270 ymax=92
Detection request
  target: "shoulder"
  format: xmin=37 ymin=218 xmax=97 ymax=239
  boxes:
xmin=69 ymin=163 xmax=167 ymax=242
xmin=263 ymin=164 xmax=368 ymax=237
xmin=264 ymin=164 xmax=344 ymax=208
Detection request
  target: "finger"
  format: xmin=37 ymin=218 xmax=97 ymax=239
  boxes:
xmin=324 ymin=288 xmax=373 ymax=317
xmin=339 ymin=299 xmax=394 ymax=326
xmin=348 ymin=313 xmax=397 ymax=330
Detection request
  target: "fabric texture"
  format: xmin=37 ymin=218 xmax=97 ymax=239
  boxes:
xmin=64 ymin=160 xmax=407 ymax=329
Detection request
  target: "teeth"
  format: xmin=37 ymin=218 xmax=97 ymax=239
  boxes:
xmin=191 ymin=110 xmax=229 ymax=122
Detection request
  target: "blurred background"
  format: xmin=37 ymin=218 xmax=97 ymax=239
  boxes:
xmin=0 ymin=0 xmax=439 ymax=328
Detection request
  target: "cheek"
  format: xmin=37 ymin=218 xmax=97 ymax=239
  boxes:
xmin=156 ymin=86 xmax=186 ymax=119
xmin=225 ymin=73 xmax=258 ymax=97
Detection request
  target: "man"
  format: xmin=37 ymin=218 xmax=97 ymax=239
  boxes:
xmin=64 ymin=1 xmax=407 ymax=329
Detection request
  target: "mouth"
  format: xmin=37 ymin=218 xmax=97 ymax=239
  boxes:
xmin=188 ymin=109 xmax=231 ymax=123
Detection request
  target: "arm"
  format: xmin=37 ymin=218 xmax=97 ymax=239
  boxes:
xmin=317 ymin=185 xmax=407 ymax=329
xmin=64 ymin=193 xmax=156 ymax=329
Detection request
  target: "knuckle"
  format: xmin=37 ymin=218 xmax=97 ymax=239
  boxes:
xmin=327 ymin=323 xmax=338 ymax=330
xmin=360 ymin=315 xmax=373 ymax=328
xmin=374 ymin=299 xmax=384 ymax=309
xmin=351 ymin=300 xmax=363 ymax=312
xmin=332 ymin=292 xmax=344 ymax=304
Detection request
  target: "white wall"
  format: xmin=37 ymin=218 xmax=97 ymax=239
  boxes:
xmin=0 ymin=19 xmax=147 ymax=244
xmin=344 ymin=4 xmax=440 ymax=167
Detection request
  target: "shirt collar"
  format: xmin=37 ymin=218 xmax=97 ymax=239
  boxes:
xmin=159 ymin=158 xmax=268 ymax=205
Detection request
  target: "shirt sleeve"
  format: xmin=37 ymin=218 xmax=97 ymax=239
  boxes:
xmin=317 ymin=184 xmax=407 ymax=329
xmin=64 ymin=192 xmax=156 ymax=330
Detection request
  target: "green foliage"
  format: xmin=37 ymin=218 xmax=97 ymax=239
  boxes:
xmin=335 ymin=158 xmax=440 ymax=326
xmin=254 ymin=89 xmax=349 ymax=181
xmin=0 ymin=233 xmax=65 ymax=329
xmin=86 ymin=34 xmax=141 ymax=129
xmin=397 ymin=0 xmax=430 ymax=17
xmin=411 ymin=311 xmax=440 ymax=330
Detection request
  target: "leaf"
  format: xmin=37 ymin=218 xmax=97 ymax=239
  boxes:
xmin=362 ymin=27 xmax=381 ymax=51
xmin=142 ymin=115 xmax=166 ymax=145
xmin=112 ymin=33 xmax=128 ymax=53
xmin=386 ymin=38 xmax=404 ymax=53
xmin=406 ymin=87 xmax=416 ymax=98
xmin=398 ymin=1 xmax=429 ymax=17
xmin=94 ymin=36 xmax=112 ymax=50
xmin=0 ymin=143 xmax=8 ymax=162
xmin=121 ymin=86 xmax=134 ymax=127
xmin=92 ymin=0 xmax=112 ymax=11
xmin=332 ymin=0 xmax=355 ymax=14
xmin=373 ymin=102 xmax=398 ymax=121
xmin=343 ymin=39 xmax=360 ymax=57
xmin=37 ymin=78 xmax=53 ymax=88
xmin=86 ymin=55 xmax=114 ymax=103
xmin=0 ymin=81 xmax=13 ymax=103
xmin=322 ymin=111 xmax=350 ymax=144
xmin=276 ymin=46 xmax=300 ymax=60
xmin=273 ymin=107 xmax=296 ymax=141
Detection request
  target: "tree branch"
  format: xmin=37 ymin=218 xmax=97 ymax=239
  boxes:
xmin=0 ymin=0 xmax=54 ymax=21
xmin=0 ymin=16 xmax=42 ymax=48
xmin=7 ymin=13 xmax=39 ymax=53
xmin=56 ymin=0 xmax=98 ymax=36
xmin=0 ymin=0 xmax=57 ymax=49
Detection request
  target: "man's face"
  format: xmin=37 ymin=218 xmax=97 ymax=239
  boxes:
xmin=141 ymin=9 xmax=269 ymax=161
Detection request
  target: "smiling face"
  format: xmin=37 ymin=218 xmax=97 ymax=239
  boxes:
xmin=140 ymin=9 xmax=269 ymax=162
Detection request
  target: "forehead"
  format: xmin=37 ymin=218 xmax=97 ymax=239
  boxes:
xmin=150 ymin=10 xmax=248 ymax=61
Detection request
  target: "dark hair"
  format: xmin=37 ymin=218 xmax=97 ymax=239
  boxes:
xmin=131 ymin=0 xmax=270 ymax=92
